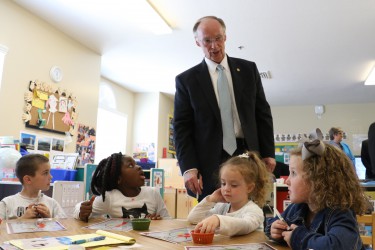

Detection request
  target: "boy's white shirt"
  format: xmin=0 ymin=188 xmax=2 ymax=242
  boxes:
xmin=187 ymin=196 xmax=264 ymax=236
xmin=73 ymin=186 xmax=170 ymax=219
xmin=0 ymin=192 xmax=66 ymax=220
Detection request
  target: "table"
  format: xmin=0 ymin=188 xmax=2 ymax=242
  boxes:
xmin=0 ymin=218 xmax=290 ymax=250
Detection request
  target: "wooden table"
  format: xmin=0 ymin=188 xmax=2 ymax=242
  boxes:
xmin=0 ymin=218 xmax=290 ymax=250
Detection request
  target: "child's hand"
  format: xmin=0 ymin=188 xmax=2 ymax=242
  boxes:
xmin=79 ymin=196 xmax=95 ymax=222
xmin=206 ymin=188 xmax=226 ymax=203
xmin=21 ymin=204 xmax=38 ymax=219
xmin=34 ymin=203 xmax=51 ymax=218
xmin=270 ymin=219 xmax=290 ymax=240
xmin=145 ymin=213 xmax=161 ymax=220
xmin=194 ymin=215 xmax=220 ymax=233
xmin=281 ymin=224 xmax=297 ymax=247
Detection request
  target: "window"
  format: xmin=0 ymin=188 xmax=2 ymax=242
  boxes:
xmin=0 ymin=44 xmax=9 ymax=90
xmin=95 ymin=83 xmax=127 ymax=163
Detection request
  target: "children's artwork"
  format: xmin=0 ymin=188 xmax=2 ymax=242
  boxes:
xmin=184 ymin=243 xmax=277 ymax=250
xmin=50 ymin=153 xmax=78 ymax=169
xmin=20 ymin=132 xmax=36 ymax=150
xmin=140 ymin=227 xmax=193 ymax=243
xmin=75 ymin=124 xmax=96 ymax=166
xmin=83 ymin=218 xmax=132 ymax=232
xmin=37 ymin=137 xmax=52 ymax=151
xmin=6 ymin=219 xmax=66 ymax=234
xmin=9 ymin=230 xmax=135 ymax=250
xmin=151 ymin=168 xmax=164 ymax=198
xmin=23 ymin=80 xmax=78 ymax=135
xmin=52 ymin=138 xmax=65 ymax=152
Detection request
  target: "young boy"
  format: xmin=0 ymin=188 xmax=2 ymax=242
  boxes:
xmin=0 ymin=154 xmax=66 ymax=220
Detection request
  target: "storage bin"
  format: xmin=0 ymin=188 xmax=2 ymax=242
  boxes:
xmin=50 ymin=169 xmax=77 ymax=182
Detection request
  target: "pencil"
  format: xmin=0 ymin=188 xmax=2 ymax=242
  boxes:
xmin=196 ymin=172 xmax=200 ymax=200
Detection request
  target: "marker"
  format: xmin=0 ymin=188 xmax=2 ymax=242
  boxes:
xmin=36 ymin=190 xmax=43 ymax=205
xmin=274 ymin=207 xmax=291 ymax=231
xmin=70 ymin=236 xmax=106 ymax=245
xmin=196 ymin=172 xmax=200 ymax=200
xmin=267 ymin=204 xmax=290 ymax=231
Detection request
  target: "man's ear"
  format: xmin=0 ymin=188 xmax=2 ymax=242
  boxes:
xmin=23 ymin=175 xmax=33 ymax=184
xmin=195 ymin=38 xmax=201 ymax=47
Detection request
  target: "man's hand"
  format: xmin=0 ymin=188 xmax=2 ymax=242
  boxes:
xmin=263 ymin=157 xmax=276 ymax=172
xmin=183 ymin=170 xmax=202 ymax=195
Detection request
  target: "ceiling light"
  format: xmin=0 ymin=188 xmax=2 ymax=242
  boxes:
xmin=145 ymin=0 xmax=172 ymax=35
xmin=314 ymin=105 xmax=325 ymax=119
xmin=364 ymin=66 xmax=375 ymax=85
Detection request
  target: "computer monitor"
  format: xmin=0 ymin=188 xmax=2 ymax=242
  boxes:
xmin=354 ymin=156 xmax=366 ymax=180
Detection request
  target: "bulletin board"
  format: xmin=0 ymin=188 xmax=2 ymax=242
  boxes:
xmin=275 ymin=142 xmax=298 ymax=165
xmin=22 ymin=80 xmax=77 ymax=135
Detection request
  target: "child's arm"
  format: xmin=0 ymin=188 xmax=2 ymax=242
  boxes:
xmin=0 ymin=201 xmax=6 ymax=220
xmin=187 ymin=197 xmax=217 ymax=224
xmin=20 ymin=204 xmax=39 ymax=219
xmin=149 ymin=188 xmax=170 ymax=219
xmin=78 ymin=196 xmax=95 ymax=222
xmin=213 ymin=203 xmax=264 ymax=236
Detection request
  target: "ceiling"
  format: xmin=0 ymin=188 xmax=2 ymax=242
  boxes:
xmin=13 ymin=0 xmax=375 ymax=106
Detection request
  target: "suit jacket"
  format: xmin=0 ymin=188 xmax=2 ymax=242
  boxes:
xmin=361 ymin=139 xmax=374 ymax=178
xmin=173 ymin=56 xmax=274 ymax=198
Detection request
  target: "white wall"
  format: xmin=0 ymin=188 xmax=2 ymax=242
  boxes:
xmin=271 ymin=102 xmax=375 ymax=155
xmin=157 ymin=93 xmax=174 ymax=159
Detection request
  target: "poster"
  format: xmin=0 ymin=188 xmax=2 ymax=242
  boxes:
xmin=75 ymin=124 xmax=96 ymax=166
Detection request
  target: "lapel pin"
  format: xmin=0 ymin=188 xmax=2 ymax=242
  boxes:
xmin=237 ymin=68 xmax=240 ymax=72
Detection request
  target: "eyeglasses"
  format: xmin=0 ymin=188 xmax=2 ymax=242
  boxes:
xmin=200 ymin=35 xmax=225 ymax=46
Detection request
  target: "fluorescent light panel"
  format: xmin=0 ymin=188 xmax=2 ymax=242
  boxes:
xmin=365 ymin=66 xmax=375 ymax=85
xmin=57 ymin=0 xmax=172 ymax=35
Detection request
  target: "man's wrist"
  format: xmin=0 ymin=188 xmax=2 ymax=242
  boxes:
xmin=183 ymin=168 xmax=198 ymax=176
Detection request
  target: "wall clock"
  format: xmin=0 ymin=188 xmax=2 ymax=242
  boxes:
xmin=50 ymin=66 xmax=63 ymax=83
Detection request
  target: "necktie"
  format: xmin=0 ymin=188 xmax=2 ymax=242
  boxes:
xmin=217 ymin=64 xmax=237 ymax=155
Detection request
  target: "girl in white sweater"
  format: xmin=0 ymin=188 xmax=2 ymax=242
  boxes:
xmin=187 ymin=151 xmax=270 ymax=236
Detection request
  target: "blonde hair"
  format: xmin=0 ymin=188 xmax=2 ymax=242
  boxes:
xmin=220 ymin=151 xmax=270 ymax=206
xmin=290 ymin=143 xmax=367 ymax=214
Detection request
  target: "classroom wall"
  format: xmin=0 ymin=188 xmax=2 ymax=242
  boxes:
xmin=271 ymin=102 xmax=375 ymax=155
xmin=0 ymin=0 xmax=101 ymax=152
xmin=157 ymin=93 xmax=174 ymax=159
xmin=133 ymin=93 xmax=159 ymax=160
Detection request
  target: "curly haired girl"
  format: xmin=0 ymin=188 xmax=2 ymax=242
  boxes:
xmin=266 ymin=140 xmax=368 ymax=250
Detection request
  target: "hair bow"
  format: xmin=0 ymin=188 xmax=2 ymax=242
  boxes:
xmin=302 ymin=139 xmax=325 ymax=160
xmin=299 ymin=128 xmax=325 ymax=160
xmin=238 ymin=152 xmax=249 ymax=159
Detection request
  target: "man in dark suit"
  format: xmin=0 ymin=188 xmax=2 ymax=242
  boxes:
xmin=173 ymin=16 xmax=275 ymax=201
xmin=362 ymin=122 xmax=375 ymax=179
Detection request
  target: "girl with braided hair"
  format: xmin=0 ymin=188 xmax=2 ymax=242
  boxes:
xmin=74 ymin=153 xmax=170 ymax=221
xmin=187 ymin=151 xmax=270 ymax=236
xmin=266 ymin=140 xmax=368 ymax=250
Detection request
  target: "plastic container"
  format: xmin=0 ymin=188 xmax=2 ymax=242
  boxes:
xmin=131 ymin=218 xmax=151 ymax=230
xmin=190 ymin=230 xmax=214 ymax=244
xmin=50 ymin=169 xmax=77 ymax=183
